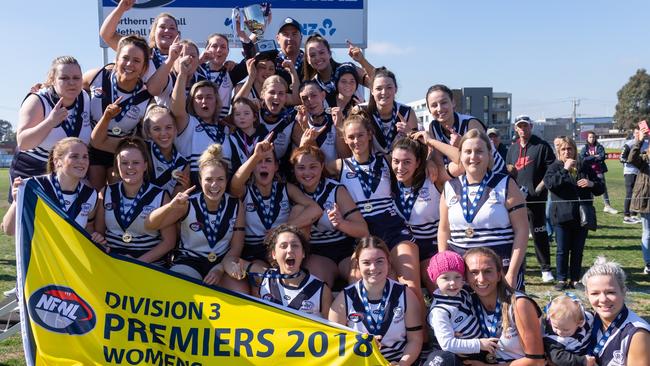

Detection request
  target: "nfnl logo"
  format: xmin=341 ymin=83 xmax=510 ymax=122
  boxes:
xmin=28 ymin=285 xmax=96 ymax=335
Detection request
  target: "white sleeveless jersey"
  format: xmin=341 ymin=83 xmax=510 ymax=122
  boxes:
xmin=226 ymin=126 xmax=269 ymax=175
xmin=307 ymin=114 xmax=338 ymax=163
xmin=178 ymin=193 xmax=239 ymax=259
xmin=20 ymin=88 xmax=92 ymax=162
xmin=395 ymin=178 xmax=441 ymax=244
xmin=243 ymin=181 xmax=291 ymax=247
xmin=427 ymin=288 xmax=482 ymax=351
xmin=343 ymin=279 xmax=408 ymax=363
xmin=303 ymin=179 xmax=348 ymax=245
xmin=444 ymin=172 xmax=513 ymax=249
xmin=259 ymin=109 xmax=296 ymax=161
xmin=147 ymin=141 xmax=188 ymax=195
xmin=89 ymin=65 xmax=151 ymax=138
xmin=339 ymin=154 xmax=394 ymax=218
xmin=32 ymin=175 xmax=97 ymax=229
xmin=198 ymin=64 xmax=237 ymax=119
xmin=103 ymin=182 xmax=166 ymax=255
xmin=174 ymin=115 xmax=232 ymax=175
xmin=429 ymin=112 xmax=506 ymax=173
xmin=361 ymin=101 xmax=412 ymax=154
xmin=595 ymin=306 xmax=650 ymax=366
xmin=259 ymin=269 xmax=325 ymax=316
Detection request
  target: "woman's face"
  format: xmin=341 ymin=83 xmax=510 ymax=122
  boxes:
xmin=299 ymin=84 xmax=326 ymax=115
xmin=371 ymin=76 xmax=396 ymax=110
xmin=306 ymin=41 xmax=331 ymax=73
xmin=337 ymin=73 xmax=357 ymax=98
xmin=460 ymin=137 xmax=490 ymax=176
xmin=344 ymin=122 xmax=372 ymax=156
xmin=206 ymin=36 xmax=229 ymax=65
xmin=116 ymin=44 xmax=147 ymax=81
xmin=200 ymin=164 xmax=227 ymax=203
xmin=587 ymin=133 xmax=596 ymax=145
xmin=117 ymin=147 xmax=147 ymax=185
xmin=56 ymin=142 xmax=89 ymax=180
xmin=173 ymin=44 xmax=199 ymax=74
xmin=52 ymin=64 xmax=82 ymax=101
xmin=559 ymin=144 xmax=575 ymax=162
xmin=255 ymin=60 xmax=276 ymax=83
xmin=465 ymin=253 xmax=502 ymax=299
xmin=358 ymin=247 xmax=389 ymax=286
xmin=253 ymin=149 xmax=278 ymax=186
xmin=272 ymin=232 xmax=305 ymax=274
xmin=293 ymin=153 xmax=323 ymax=189
xmin=192 ymin=86 xmax=217 ymax=120
xmin=262 ymin=81 xmax=287 ymax=114
xmin=427 ymin=90 xmax=455 ymax=123
xmin=586 ymin=274 xmax=625 ymax=323
xmin=391 ymin=147 xmax=418 ymax=184
xmin=154 ymin=16 xmax=179 ymax=51
xmin=233 ymin=102 xmax=256 ymax=131
xmin=148 ymin=112 xmax=176 ymax=149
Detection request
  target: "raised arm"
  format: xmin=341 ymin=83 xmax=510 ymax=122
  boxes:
xmin=138 ymin=194 xmax=177 ymax=263
xmin=347 ymin=41 xmax=375 ymax=88
xmin=90 ymin=96 xmax=122 ymax=152
xmin=145 ymin=36 xmax=181 ymax=96
xmin=145 ymin=186 xmax=195 ymax=230
xmin=99 ymin=0 xmax=135 ymax=51
xmin=17 ymin=95 xmax=61 ymax=150
xmin=232 ymin=58 xmax=257 ymax=101
xmin=170 ymin=55 xmax=192 ymax=132
xmin=329 ymin=186 xmax=367 ymax=238
xmin=229 ymin=135 xmax=274 ymax=198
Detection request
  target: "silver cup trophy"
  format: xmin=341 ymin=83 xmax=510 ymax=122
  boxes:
xmin=237 ymin=3 xmax=278 ymax=58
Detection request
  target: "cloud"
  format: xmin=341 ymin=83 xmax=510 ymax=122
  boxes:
xmin=366 ymin=40 xmax=415 ymax=56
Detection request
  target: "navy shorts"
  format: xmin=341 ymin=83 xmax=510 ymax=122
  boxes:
xmin=241 ymin=244 xmax=268 ymax=263
xmin=414 ymin=237 xmax=438 ymax=262
xmin=366 ymin=211 xmax=415 ymax=251
xmin=310 ymin=238 xmax=355 ymax=264
xmin=89 ymin=146 xmax=115 ymax=167
xmin=173 ymin=254 xmax=224 ymax=279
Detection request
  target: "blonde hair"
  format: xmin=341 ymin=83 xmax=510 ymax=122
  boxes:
xmin=458 ymin=128 xmax=494 ymax=170
xmin=46 ymin=137 xmax=87 ymax=174
xmin=547 ymin=295 xmax=585 ymax=324
xmin=261 ymin=75 xmax=289 ymax=95
xmin=44 ymin=56 xmax=80 ymax=88
xmin=581 ymin=256 xmax=627 ymax=294
xmin=148 ymin=13 xmax=179 ymax=49
xmin=198 ymin=144 xmax=229 ymax=177
xmin=557 ymin=137 xmax=578 ymax=161
xmin=143 ymin=105 xmax=176 ymax=140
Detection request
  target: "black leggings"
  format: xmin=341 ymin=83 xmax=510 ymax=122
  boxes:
xmin=527 ymin=200 xmax=551 ymax=272
xmin=624 ymin=174 xmax=637 ymax=216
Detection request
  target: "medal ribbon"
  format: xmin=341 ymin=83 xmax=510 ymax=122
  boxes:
xmin=396 ymin=182 xmax=418 ymax=220
xmin=248 ymin=268 xmax=302 ymax=280
xmin=151 ymin=47 xmax=168 ymax=69
xmin=51 ymin=174 xmax=81 ymax=213
xmin=461 ymin=171 xmax=492 ymax=223
xmin=359 ymin=281 xmax=390 ymax=335
xmin=111 ymin=72 xmax=142 ymax=122
xmin=350 ymin=155 xmax=383 ymax=199
xmin=589 ymin=305 xmax=628 ymax=356
xmin=315 ymin=73 xmax=335 ymax=94
xmin=199 ymin=194 xmax=226 ymax=248
xmin=118 ymin=182 xmax=148 ymax=229
xmin=198 ymin=118 xmax=225 ymax=144
xmin=277 ymin=50 xmax=303 ymax=75
xmin=251 ymin=181 xmax=278 ymax=229
xmin=151 ymin=142 xmax=184 ymax=170
xmin=372 ymin=102 xmax=398 ymax=149
xmin=203 ymin=64 xmax=227 ymax=88
xmin=474 ymin=298 xmax=502 ymax=337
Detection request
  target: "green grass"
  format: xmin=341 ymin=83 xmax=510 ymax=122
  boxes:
xmin=0 ymin=164 xmax=648 ymax=364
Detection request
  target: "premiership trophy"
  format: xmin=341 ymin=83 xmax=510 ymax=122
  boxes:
xmin=236 ymin=2 xmax=278 ymax=59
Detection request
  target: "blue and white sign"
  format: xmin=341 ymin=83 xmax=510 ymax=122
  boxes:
xmin=98 ymin=0 xmax=367 ymax=48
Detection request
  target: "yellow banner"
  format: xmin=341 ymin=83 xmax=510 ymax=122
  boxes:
xmin=16 ymin=180 xmax=388 ymax=365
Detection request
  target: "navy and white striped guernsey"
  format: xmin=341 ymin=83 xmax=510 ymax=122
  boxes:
xmin=102 ymin=182 xmax=166 ymax=260
xmin=394 ymin=178 xmax=441 ymax=247
xmin=427 ymin=287 xmax=482 ymax=353
xmin=259 ymin=269 xmax=325 ymax=316
xmin=360 ymin=102 xmax=412 ymax=154
xmin=593 ymin=306 xmax=650 ymax=366
xmin=243 ymin=181 xmax=291 ymax=247
xmin=343 ymin=279 xmax=408 ymax=363
xmin=32 ymin=175 xmax=97 ymax=229
xmin=178 ymin=193 xmax=239 ymax=259
xmin=89 ymin=65 xmax=151 ymax=138
xmin=147 ymin=141 xmax=188 ymax=195
xmin=306 ymin=114 xmax=338 ymax=163
xmin=260 ymin=108 xmax=296 ymax=161
xmin=226 ymin=126 xmax=270 ymax=175
xmin=543 ymin=311 xmax=594 ymax=356
xmin=429 ymin=112 xmax=506 ymax=174
xmin=302 ymin=178 xmax=349 ymax=246
xmin=19 ymin=88 xmax=92 ymax=164
xmin=339 ymin=153 xmax=395 ymax=218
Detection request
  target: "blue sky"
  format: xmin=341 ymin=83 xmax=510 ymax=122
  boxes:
xmin=1 ymin=0 xmax=649 ymax=126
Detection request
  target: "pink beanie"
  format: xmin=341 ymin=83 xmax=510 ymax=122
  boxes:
xmin=427 ymin=251 xmax=465 ymax=282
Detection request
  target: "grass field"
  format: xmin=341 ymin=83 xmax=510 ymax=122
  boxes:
xmin=0 ymin=164 xmax=648 ymax=365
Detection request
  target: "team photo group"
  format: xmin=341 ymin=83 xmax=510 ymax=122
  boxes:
xmin=4 ymin=0 xmax=650 ymax=365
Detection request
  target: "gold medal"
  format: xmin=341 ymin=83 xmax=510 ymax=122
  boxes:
xmin=485 ymin=353 xmax=497 ymax=364
xmin=112 ymin=126 xmax=122 ymax=135
xmin=363 ymin=203 xmax=373 ymax=212
xmin=122 ymin=232 xmax=132 ymax=243
xmin=465 ymin=227 xmax=474 ymax=238
xmin=207 ymin=252 xmax=218 ymax=262
xmin=324 ymin=107 xmax=332 ymax=114
xmin=171 ymin=169 xmax=183 ymax=179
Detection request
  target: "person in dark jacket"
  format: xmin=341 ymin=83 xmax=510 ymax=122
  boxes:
xmin=544 ymin=137 xmax=604 ymax=291
xmin=487 ymin=128 xmax=508 ymax=161
xmin=506 ymin=115 xmax=556 ymax=283
xmin=580 ymin=131 xmax=617 ymax=214
xmin=629 ymin=126 xmax=650 ymax=275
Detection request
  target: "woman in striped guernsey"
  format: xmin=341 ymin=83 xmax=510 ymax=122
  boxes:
xmin=326 ymin=111 xmax=423 ymax=304
xmin=438 ymin=129 xmax=528 ymax=290
xmin=290 ymin=145 xmax=368 ymax=288
xmin=390 ymin=135 xmax=446 ymax=293
xmin=95 ymin=137 xmax=176 ymax=266
xmin=329 ymin=236 xmax=423 ymax=365
xmin=234 ymin=56 xmax=301 ymax=108
xmin=172 ymin=55 xmax=231 ymax=187
xmin=224 ymin=224 xmax=332 ymax=317
xmin=3 ymin=138 xmax=97 ymax=237
xmin=257 ymin=76 xmax=300 ymax=164
xmin=230 ymin=135 xmax=322 ymax=264
xmin=147 ymin=144 xmax=247 ymax=292
xmin=11 ymin=56 xmax=92 ymax=193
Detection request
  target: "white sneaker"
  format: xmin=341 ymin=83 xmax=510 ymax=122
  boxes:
xmin=603 ymin=206 xmax=619 ymax=214
xmin=623 ymin=217 xmax=636 ymax=224
xmin=633 ymin=216 xmax=643 ymax=224
xmin=644 ymin=265 xmax=650 ymax=275
xmin=541 ymin=271 xmax=555 ymax=283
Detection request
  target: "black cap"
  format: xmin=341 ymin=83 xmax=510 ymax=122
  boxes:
xmin=278 ymin=17 xmax=302 ymax=34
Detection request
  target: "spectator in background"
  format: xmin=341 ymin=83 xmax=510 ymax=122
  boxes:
xmin=506 ymin=115 xmax=556 ymax=284
xmin=628 ymin=125 xmax=650 ymax=275
xmin=581 ymin=131 xmax=618 ymax=214
xmin=487 ymin=128 xmax=508 ymax=161
xmin=620 ymin=128 xmax=645 ymax=224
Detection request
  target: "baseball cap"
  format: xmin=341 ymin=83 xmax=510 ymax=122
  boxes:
xmin=514 ymin=115 xmax=533 ymax=126
xmin=278 ymin=17 xmax=302 ymax=34
xmin=486 ymin=128 xmax=499 ymax=136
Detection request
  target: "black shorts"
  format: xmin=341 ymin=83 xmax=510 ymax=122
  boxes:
xmin=241 ymin=244 xmax=268 ymax=263
xmin=173 ymin=254 xmax=224 ymax=278
xmin=414 ymin=237 xmax=438 ymax=262
xmin=310 ymin=238 xmax=355 ymax=264
xmin=366 ymin=211 xmax=415 ymax=251
xmin=89 ymin=146 xmax=115 ymax=167
xmin=110 ymin=247 xmax=167 ymax=267
xmin=9 ymin=152 xmax=47 ymax=203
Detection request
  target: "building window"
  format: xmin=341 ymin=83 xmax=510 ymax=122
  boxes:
xmin=483 ymin=96 xmax=489 ymax=111
xmin=484 ymin=112 xmax=489 ymax=123
xmin=465 ymin=96 xmax=471 ymax=114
